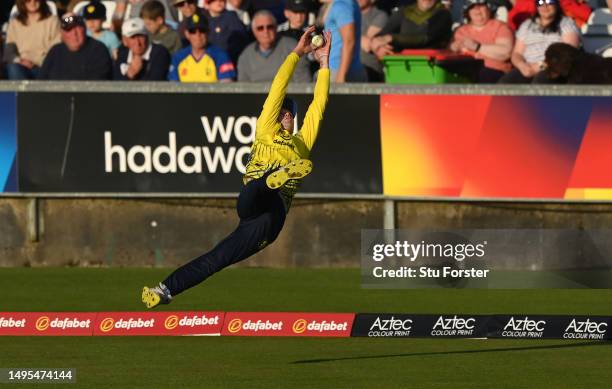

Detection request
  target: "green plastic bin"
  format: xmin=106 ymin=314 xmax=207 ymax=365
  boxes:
xmin=383 ymin=49 xmax=478 ymax=84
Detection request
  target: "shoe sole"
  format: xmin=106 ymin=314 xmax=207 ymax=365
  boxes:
xmin=142 ymin=286 xmax=161 ymax=309
xmin=266 ymin=159 xmax=313 ymax=189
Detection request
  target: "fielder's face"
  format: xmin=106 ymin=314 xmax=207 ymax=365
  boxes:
xmin=278 ymin=108 xmax=294 ymax=132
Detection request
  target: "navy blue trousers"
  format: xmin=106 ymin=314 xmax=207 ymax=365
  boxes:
xmin=162 ymin=177 xmax=286 ymax=296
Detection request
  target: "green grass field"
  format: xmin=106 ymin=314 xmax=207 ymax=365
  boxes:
xmin=1 ymin=268 xmax=611 ymax=388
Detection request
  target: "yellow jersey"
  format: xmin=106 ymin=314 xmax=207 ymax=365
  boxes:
xmin=243 ymin=52 xmax=330 ymax=209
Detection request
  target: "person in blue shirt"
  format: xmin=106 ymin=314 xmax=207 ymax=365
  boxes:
xmin=82 ymin=1 xmax=121 ymax=59
xmin=324 ymin=0 xmax=367 ymax=82
xmin=168 ymin=14 xmax=236 ymax=82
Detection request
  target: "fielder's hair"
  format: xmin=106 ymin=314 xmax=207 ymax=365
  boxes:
xmin=141 ymin=0 xmax=166 ymax=20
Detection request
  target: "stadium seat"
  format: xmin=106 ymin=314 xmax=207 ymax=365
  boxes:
xmin=581 ymin=8 xmax=612 ymax=55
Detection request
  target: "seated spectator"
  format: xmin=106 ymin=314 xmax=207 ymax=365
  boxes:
xmin=174 ymin=0 xmax=208 ymax=42
xmin=115 ymin=0 xmax=179 ymax=25
xmin=169 ymin=14 xmax=236 ymax=81
xmin=204 ymin=0 xmax=250 ymax=64
xmin=450 ymin=0 xmax=513 ymax=82
xmin=83 ymin=1 xmax=121 ymax=59
xmin=237 ymin=10 xmax=312 ymax=81
xmin=39 ymin=13 xmax=112 ymax=79
xmin=114 ymin=18 xmax=171 ymax=80
xmin=278 ymin=0 xmax=310 ymax=42
xmin=359 ymin=0 xmax=389 ymax=82
xmin=226 ymin=0 xmax=250 ymax=25
xmin=508 ymin=0 xmax=591 ymax=30
xmin=499 ymin=0 xmax=580 ymax=83
xmin=371 ymin=0 xmax=453 ymax=59
xmin=141 ymin=0 xmax=183 ymax=54
xmin=3 ymin=0 xmax=61 ymax=80
xmin=324 ymin=0 xmax=367 ymax=82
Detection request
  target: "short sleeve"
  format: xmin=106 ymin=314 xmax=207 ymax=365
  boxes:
xmin=515 ymin=19 xmax=531 ymax=42
xmin=214 ymin=49 xmax=236 ymax=80
xmin=495 ymin=21 xmax=514 ymax=41
xmin=330 ymin=1 xmax=355 ymax=29
xmin=560 ymin=17 xmax=579 ymax=36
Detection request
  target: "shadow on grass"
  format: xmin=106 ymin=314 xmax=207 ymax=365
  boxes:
xmin=292 ymin=340 xmax=610 ymax=364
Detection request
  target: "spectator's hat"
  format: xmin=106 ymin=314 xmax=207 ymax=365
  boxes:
xmin=83 ymin=1 xmax=106 ymax=20
xmin=173 ymin=0 xmax=195 ymax=5
xmin=463 ymin=0 xmax=488 ymax=10
xmin=185 ymin=13 xmax=209 ymax=31
xmin=285 ymin=0 xmax=309 ymax=12
xmin=60 ymin=13 xmax=86 ymax=30
xmin=122 ymin=18 xmax=148 ymax=37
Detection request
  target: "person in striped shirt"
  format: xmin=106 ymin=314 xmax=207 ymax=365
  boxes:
xmin=142 ymin=26 xmax=332 ymax=308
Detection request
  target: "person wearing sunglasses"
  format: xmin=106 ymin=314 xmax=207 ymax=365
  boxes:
xmin=173 ymin=0 xmax=208 ymax=44
xmin=168 ymin=13 xmax=236 ymax=81
xmin=500 ymin=0 xmax=580 ymax=83
xmin=142 ymin=27 xmax=332 ymax=309
xmin=237 ymin=10 xmax=311 ymax=82
xmin=38 ymin=13 xmax=112 ymax=80
xmin=507 ymin=0 xmax=591 ymax=30
xmin=3 ymin=0 xmax=60 ymax=80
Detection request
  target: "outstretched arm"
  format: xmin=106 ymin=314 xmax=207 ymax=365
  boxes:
xmin=299 ymin=31 xmax=332 ymax=150
xmin=256 ymin=26 xmax=317 ymax=139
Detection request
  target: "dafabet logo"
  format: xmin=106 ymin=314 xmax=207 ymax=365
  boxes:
xmin=99 ymin=318 xmax=115 ymax=333
xmin=292 ymin=319 xmax=307 ymax=334
xmin=164 ymin=315 xmax=179 ymax=330
xmin=35 ymin=316 xmax=50 ymax=331
xmin=228 ymin=319 xmax=242 ymax=333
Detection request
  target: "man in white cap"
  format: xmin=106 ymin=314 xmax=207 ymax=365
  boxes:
xmin=113 ymin=17 xmax=171 ymax=80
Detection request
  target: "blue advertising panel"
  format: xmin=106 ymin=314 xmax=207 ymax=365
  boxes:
xmin=0 ymin=92 xmax=17 ymax=192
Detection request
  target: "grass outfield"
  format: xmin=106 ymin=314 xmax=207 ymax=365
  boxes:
xmin=1 ymin=267 xmax=611 ymax=388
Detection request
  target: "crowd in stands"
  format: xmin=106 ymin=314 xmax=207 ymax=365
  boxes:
xmin=0 ymin=0 xmax=610 ymax=83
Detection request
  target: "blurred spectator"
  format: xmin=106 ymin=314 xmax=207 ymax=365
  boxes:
xmin=83 ymin=1 xmax=121 ymax=59
xmin=508 ymin=0 xmax=591 ymax=30
xmin=204 ymin=0 xmax=250 ymax=63
xmin=114 ymin=17 xmax=171 ymax=79
xmin=450 ymin=0 xmax=513 ymax=82
xmin=358 ymin=0 xmax=388 ymax=82
xmin=278 ymin=0 xmax=310 ymax=41
xmin=246 ymin=0 xmax=286 ymax=25
xmin=237 ymin=10 xmax=311 ymax=80
xmin=141 ymin=0 xmax=183 ymax=54
xmin=544 ymin=41 xmax=612 ymax=83
xmin=3 ymin=0 xmax=61 ymax=80
xmin=371 ymin=0 xmax=453 ymax=58
xmin=39 ymin=13 xmax=112 ymax=79
xmin=500 ymin=0 xmax=580 ymax=83
xmin=169 ymin=13 xmax=236 ymax=81
xmin=174 ymin=0 xmax=208 ymax=41
xmin=114 ymin=0 xmax=179 ymax=24
xmin=226 ymin=0 xmax=250 ymax=25
xmin=325 ymin=0 xmax=367 ymax=82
